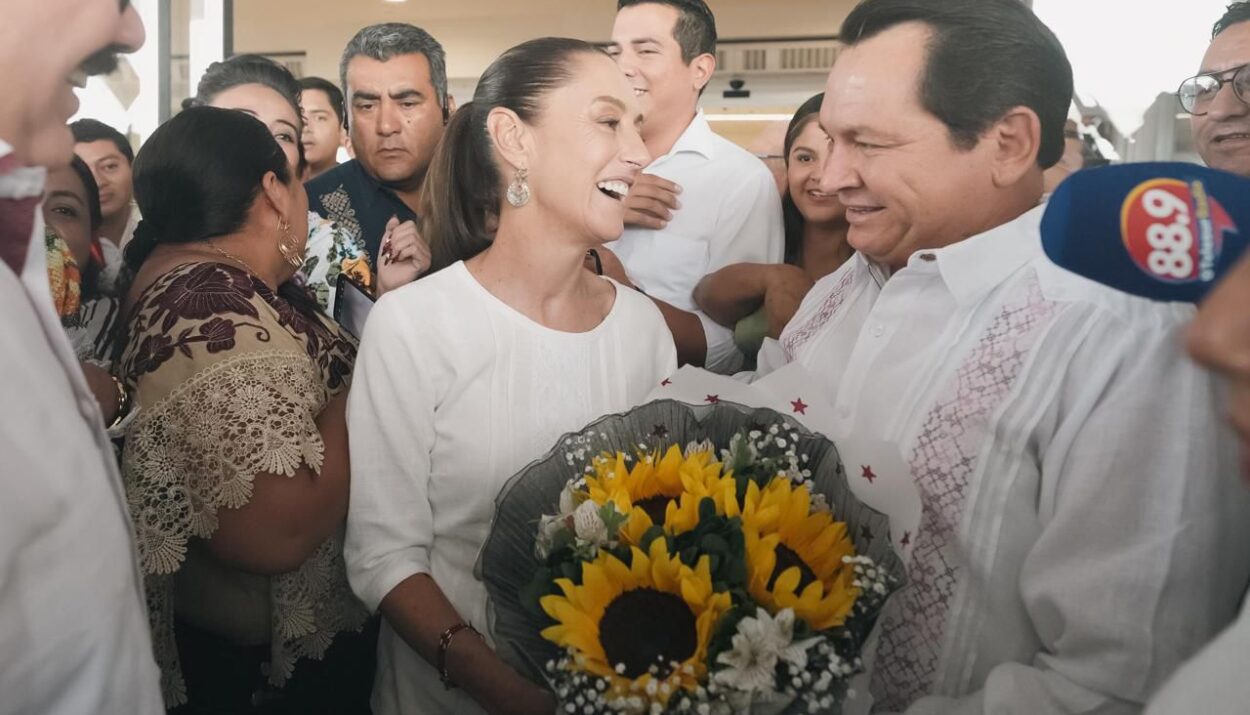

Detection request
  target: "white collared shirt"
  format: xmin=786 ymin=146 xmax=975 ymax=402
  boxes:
xmin=0 ymin=140 xmax=163 ymax=715
xmin=759 ymin=205 xmax=1250 ymax=713
xmin=610 ymin=110 xmax=784 ymax=374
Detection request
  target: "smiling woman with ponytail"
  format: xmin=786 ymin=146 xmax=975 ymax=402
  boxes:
xmin=344 ymin=37 xmax=677 ymax=715
xmin=117 ymin=105 xmax=374 ymax=713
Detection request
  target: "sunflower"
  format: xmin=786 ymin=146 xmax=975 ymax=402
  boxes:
xmin=741 ymin=479 xmax=859 ymax=631
xmin=583 ymin=444 xmax=723 ymax=532
xmin=662 ymin=468 xmax=742 ymax=535
xmin=540 ymin=538 xmax=732 ymax=705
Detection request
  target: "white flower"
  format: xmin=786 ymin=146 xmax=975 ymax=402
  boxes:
xmin=559 ymin=483 xmax=579 ymax=515
xmin=809 ymin=492 xmax=831 ymax=514
xmin=713 ymin=608 xmax=820 ymax=696
xmin=684 ymin=438 xmax=716 ymax=458
xmin=572 ymin=500 xmax=608 ymax=544
xmin=783 ymin=464 xmax=806 ymax=484
xmin=535 ymin=514 xmax=565 ymax=559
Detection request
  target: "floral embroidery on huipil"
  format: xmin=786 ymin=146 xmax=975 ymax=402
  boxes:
xmin=120 ymin=262 xmax=366 ymax=707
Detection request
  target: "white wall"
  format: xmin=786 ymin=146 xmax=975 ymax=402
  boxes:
xmin=232 ymin=0 xmax=853 ymax=88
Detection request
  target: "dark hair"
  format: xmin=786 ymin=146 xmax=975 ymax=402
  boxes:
xmin=65 ymin=155 xmax=104 ymax=296
xmin=1214 ymin=2 xmax=1250 ymax=37
xmin=617 ymin=0 xmax=717 ymax=63
xmin=66 ymin=154 xmax=104 ymax=233
xmin=423 ymin=38 xmax=605 ymax=272
xmin=186 ymin=54 xmax=307 ymax=172
xmin=781 ymin=93 xmax=825 ymax=265
xmin=300 ymin=75 xmax=346 ymax=129
xmin=840 ymin=0 xmax=1073 ymax=169
xmin=340 ymin=23 xmax=448 ymax=117
xmin=125 ymin=106 xmax=292 ymax=273
xmin=69 ymin=118 xmax=134 ymax=164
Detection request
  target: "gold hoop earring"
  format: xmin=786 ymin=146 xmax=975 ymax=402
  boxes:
xmin=276 ymin=216 xmax=303 ymax=268
xmin=506 ymin=167 xmax=530 ymax=208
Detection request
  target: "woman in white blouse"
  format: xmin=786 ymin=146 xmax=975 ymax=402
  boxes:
xmin=345 ymin=37 xmax=676 ymax=715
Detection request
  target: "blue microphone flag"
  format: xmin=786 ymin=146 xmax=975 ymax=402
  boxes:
xmin=1041 ymin=162 xmax=1248 ymax=302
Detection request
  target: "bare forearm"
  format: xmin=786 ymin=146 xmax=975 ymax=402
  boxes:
xmin=693 ymin=264 xmax=772 ymax=327
xmin=79 ymin=361 xmax=120 ymax=423
xmin=206 ymin=392 xmax=351 ymax=575
xmin=650 ymin=297 xmax=707 ymax=367
xmin=380 ymin=574 xmax=552 ymax=715
xmin=313 ymin=391 xmax=351 ymax=507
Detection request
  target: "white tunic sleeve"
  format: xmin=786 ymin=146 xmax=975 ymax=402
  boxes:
xmin=344 ymin=293 xmax=439 ymax=611
xmin=896 ymin=311 xmax=1250 ymax=715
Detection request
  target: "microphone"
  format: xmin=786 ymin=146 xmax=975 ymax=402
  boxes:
xmin=1041 ymin=162 xmax=1249 ymax=302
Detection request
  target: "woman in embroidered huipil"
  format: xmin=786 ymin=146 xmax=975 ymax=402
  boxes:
xmin=118 ymin=106 xmax=371 ymax=712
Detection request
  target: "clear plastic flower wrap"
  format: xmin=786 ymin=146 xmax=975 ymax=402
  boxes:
xmin=476 ymin=399 xmax=907 ymax=714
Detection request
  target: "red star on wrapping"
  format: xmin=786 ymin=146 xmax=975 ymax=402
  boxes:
xmin=900 ymin=531 xmax=911 ymax=547
xmin=860 ymin=465 xmax=877 ymax=483
xmin=705 ymin=394 xmax=720 ymax=404
xmin=790 ymin=398 xmax=808 ymax=415
xmin=660 ymin=378 xmax=672 ymax=387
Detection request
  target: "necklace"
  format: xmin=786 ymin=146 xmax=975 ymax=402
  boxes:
xmin=209 ymin=241 xmax=262 ymax=278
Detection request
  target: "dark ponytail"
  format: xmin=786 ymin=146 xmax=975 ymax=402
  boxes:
xmin=423 ymin=101 xmax=494 ymax=272
xmin=423 ymin=37 xmax=605 ymax=272
xmin=125 ymin=106 xmax=292 ymax=272
xmin=122 ymin=219 xmax=160 ymax=273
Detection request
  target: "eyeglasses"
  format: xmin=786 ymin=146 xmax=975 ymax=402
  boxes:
xmin=1177 ymin=63 xmax=1250 ymax=115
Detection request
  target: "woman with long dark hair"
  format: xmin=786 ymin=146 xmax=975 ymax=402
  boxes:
xmin=119 ymin=106 xmax=371 ymax=713
xmin=345 ymin=37 xmax=676 ymax=715
xmin=43 ymin=155 xmax=122 ymax=364
xmin=693 ymin=93 xmax=851 ymax=365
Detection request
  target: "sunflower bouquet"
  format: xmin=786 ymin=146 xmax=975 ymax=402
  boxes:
xmin=477 ymin=400 xmax=905 ymax=715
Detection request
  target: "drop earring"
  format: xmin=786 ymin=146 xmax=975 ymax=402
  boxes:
xmin=506 ymin=167 xmax=531 ymax=208
xmin=275 ymin=216 xmax=303 ymax=268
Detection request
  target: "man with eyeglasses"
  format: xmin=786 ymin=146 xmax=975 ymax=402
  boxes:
xmin=1140 ymin=7 xmax=1250 ymax=712
xmin=1180 ymin=1 xmax=1250 ymax=177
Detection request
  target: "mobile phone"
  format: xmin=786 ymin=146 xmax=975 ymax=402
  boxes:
xmin=334 ymin=272 xmax=376 ymax=339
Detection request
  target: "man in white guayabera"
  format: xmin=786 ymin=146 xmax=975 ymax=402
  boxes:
xmin=756 ymin=0 xmax=1250 ymax=712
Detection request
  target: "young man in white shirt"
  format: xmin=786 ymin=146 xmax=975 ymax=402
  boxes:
xmin=0 ymin=2 xmax=163 ymax=713
xmin=605 ymin=0 xmax=784 ymax=373
xmin=71 ymin=118 xmax=139 ymax=248
xmin=299 ymin=76 xmax=348 ymax=181
xmin=759 ymin=0 xmax=1250 ymax=712
xmin=1147 ymin=5 xmax=1250 ymax=711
